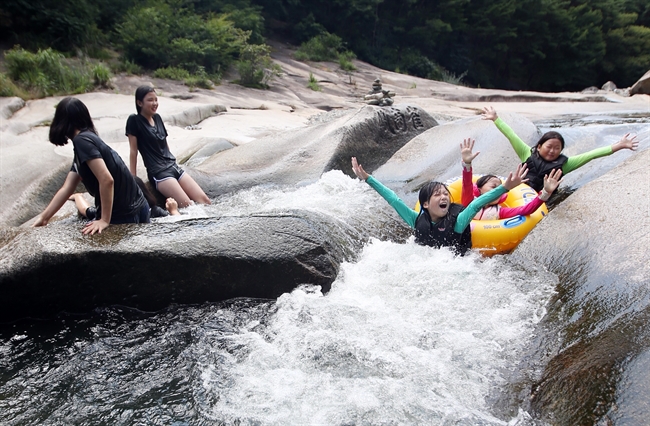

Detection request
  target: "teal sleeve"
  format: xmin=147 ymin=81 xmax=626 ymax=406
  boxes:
xmin=563 ymin=145 xmax=613 ymax=174
xmin=366 ymin=176 xmax=419 ymax=228
xmin=454 ymin=185 xmax=508 ymax=233
xmin=494 ymin=118 xmax=532 ymax=162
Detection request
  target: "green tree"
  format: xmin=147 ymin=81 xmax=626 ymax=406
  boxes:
xmin=236 ymin=43 xmax=282 ymax=87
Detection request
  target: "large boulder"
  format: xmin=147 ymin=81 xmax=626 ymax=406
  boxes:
xmin=629 ymin=70 xmax=650 ymax=95
xmin=509 ymin=148 xmax=650 ymax=425
xmin=0 ymin=210 xmax=361 ymax=322
xmin=193 ymin=104 xmax=437 ymax=196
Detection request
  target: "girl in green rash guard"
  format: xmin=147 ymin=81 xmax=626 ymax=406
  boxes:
xmin=351 ymin=157 xmax=529 ymax=256
xmin=482 ymin=106 xmax=638 ymax=193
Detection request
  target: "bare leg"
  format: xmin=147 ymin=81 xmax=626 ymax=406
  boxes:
xmin=179 ymin=174 xmax=211 ymax=205
xmin=155 ymin=179 xmax=193 ymax=208
xmin=68 ymin=193 xmax=91 ymax=217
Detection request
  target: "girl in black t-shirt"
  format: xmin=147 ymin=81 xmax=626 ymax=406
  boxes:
xmin=126 ymin=85 xmax=211 ymax=208
xmin=33 ymin=97 xmax=150 ymax=235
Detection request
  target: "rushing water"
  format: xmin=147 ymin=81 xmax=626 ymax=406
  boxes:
xmin=0 ymin=171 xmax=559 ymax=425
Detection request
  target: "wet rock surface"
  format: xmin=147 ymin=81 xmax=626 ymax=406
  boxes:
xmin=509 ymin=148 xmax=650 ymax=425
xmin=0 ymin=211 xmax=361 ymax=322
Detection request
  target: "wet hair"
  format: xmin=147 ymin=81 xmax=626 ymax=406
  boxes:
xmin=133 ymin=176 xmax=158 ymax=207
xmin=135 ymin=85 xmax=156 ymax=115
xmin=418 ymin=181 xmax=451 ymax=207
xmin=476 ymin=174 xmax=500 ymax=189
xmin=536 ymin=131 xmax=565 ymax=150
xmin=49 ymin=97 xmax=97 ymax=146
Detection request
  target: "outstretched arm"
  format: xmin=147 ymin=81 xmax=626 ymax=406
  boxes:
xmin=483 ymin=106 xmax=532 ymax=162
xmin=33 ymin=171 xmax=82 ymax=227
xmin=611 ymin=133 xmax=638 ymax=153
xmin=563 ymin=133 xmax=638 ymax=174
xmin=351 ymin=157 xmax=419 ymax=227
xmin=460 ymin=138 xmax=479 ymax=207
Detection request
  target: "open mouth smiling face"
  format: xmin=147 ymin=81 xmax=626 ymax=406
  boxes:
xmin=424 ymin=189 xmax=450 ymax=220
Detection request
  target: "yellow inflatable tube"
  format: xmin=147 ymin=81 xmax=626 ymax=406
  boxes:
xmin=417 ymin=176 xmax=548 ymax=255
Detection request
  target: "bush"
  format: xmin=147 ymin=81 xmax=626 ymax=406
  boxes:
xmin=0 ymin=73 xmax=28 ymax=98
xmin=338 ymin=51 xmax=356 ymax=71
xmin=117 ymin=6 xmax=248 ymax=75
xmin=236 ymin=43 xmax=282 ymax=88
xmin=5 ymin=47 xmax=93 ymax=97
xmin=295 ymin=33 xmax=344 ymax=62
xmin=184 ymin=67 xmax=214 ymax=90
xmin=112 ymin=59 xmax=143 ymax=75
xmin=439 ymin=69 xmax=468 ymax=86
xmin=307 ymin=72 xmax=321 ymax=91
xmin=153 ymin=66 xmax=191 ymax=80
xmin=91 ymin=63 xmax=112 ymax=87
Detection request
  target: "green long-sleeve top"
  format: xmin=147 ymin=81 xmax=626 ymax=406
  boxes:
xmin=494 ymin=117 xmax=613 ymax=174
xmin=365 ymin=176 xmax=508 ymax=233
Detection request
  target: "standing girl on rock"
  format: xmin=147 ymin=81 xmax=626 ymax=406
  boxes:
xmin=33 ymin=97 xmax=150 ymax=234
xmin=126 ymin=85 xmax=211 ymax=207
xmin=482 ymin=106 xmax=638 ymax=192
xmin=351 ymin=156 xmax=529 ymax=256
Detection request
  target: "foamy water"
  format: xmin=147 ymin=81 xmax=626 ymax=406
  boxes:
xmin=1 ymin=171 xmax=557 ymax=425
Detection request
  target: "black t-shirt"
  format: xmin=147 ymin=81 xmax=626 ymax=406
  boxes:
xmin=71 ymin=131 xmax=146 ymax=219
xmin=125 ymin=113 xmax=176 ymax=175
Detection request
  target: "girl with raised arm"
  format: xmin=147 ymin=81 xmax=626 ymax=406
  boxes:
xmin=459 ymin=138 xmax=562 ymax=220
xmin=351 ymin=156 xmax=529 ymax=255
xmin=482 ymin=106 xmax=638 ymax=192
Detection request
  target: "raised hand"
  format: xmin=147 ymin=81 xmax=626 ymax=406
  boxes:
xmin=503 ymin=163 xmax=529 ymax=190
xmin=351 ymin=157 xmax=369 ymax=181
xmin=543 ymin=168 xmax=563 ymax=194
xmin=481 ymin=106 xmax=498 ymax=121
xmin=460 ymin=138 xmax=480 ymax=165
xmin=611 ymin=133 xmax=639 ymax=153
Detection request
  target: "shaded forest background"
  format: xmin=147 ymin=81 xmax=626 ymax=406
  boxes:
xmin=1 ymin=0 xmax=649 ymax=92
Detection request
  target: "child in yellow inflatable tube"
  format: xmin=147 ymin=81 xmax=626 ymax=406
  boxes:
xmin=351 ymin=155 xmax=529 ymax=256
xmin=459 ymin=138 xmax=563 ymax=220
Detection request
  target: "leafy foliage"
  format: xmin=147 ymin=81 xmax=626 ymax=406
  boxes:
xmin=307 ymin=72 xmax=321 ymax=91
xmin=4 ymin=47 xmax=94 ymax=97
xmin=116 ymin=2 xmax=250 ymax=74
xmin=1 ymin=0 xmax=648 ymax=91
xmin=236 ymin=43 xmax=282 ymax=88
xmin=0 ymin=73 xmax=28 ymax=98
xmin=295 ymin=33 xmax=345 ymax=62
xmin=91 ymin=63 xmax=113 ymax=88
xmin=256 ymin=0 xmax=650 ymax=90
xmin=153 ymin=67 xmax=192 ymax=80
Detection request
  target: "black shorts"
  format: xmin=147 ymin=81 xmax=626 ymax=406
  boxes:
xmin=149 ymin=164 xmax=185 ymax=189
